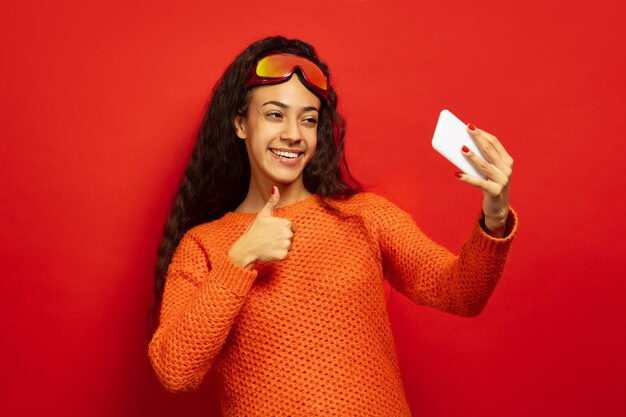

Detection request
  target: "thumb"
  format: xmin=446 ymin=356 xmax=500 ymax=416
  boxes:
xmin=258 ymin=186 xmax=280 ymax=217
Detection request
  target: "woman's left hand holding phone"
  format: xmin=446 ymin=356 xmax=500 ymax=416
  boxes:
xmin=456 ymin=124 xmax=514 ymax=238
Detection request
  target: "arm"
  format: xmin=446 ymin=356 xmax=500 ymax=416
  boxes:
xmin=381 ymin=121 xmax=513 ymax=315
xmin=370 ymin=195 xmax=517 ymax=317
xmin=148 ymin=231 xmax=257 ymax=392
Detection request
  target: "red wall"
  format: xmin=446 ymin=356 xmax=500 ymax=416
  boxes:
xmin=2 ymin=1 xmax=624 ymax=416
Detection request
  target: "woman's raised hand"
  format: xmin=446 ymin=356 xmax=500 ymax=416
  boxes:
xmin=456 ymin=124 xmax=514 ymax=238
xmin=227 ymin=186 xmax=296 ymax=270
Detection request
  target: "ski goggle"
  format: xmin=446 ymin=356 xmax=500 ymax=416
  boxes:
xmin=245 ymin=53 xmax=329 ymax=99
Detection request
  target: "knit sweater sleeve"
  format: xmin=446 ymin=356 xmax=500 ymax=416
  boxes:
xmin=364 ymin=193 xmax=518 ymax=317
xmin=148 ymin=229 xmax=257 ymax=392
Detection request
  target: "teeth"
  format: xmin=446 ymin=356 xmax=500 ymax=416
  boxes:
xmin=270 ymin=149 xmax=301 ymax=159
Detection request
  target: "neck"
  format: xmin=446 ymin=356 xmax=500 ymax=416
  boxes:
xmin=235 ymin=178 xmax=312 ymax=213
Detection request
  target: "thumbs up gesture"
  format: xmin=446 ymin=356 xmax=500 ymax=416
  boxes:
xmin=227 ymin=186 xmax=296 ymax=270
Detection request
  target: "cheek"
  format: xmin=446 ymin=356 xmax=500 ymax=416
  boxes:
xmin=247 ymin=123 xmax=273 ymax=152
xmin=244 ymin=135 xmax=266 ymax=162
xmin=305 ymin=141 xmax=318 ymax=165
xmin=308 ymin=129 xmax=318 ymax=152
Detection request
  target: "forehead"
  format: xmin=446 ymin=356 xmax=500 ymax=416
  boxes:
xmin=249 ymin=76 xmax=321 ymax=109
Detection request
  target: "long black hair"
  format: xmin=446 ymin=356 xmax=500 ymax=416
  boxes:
xmin=150 ymin=36 xmax=363 ymax=333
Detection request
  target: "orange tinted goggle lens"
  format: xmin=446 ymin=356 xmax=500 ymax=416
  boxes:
xmin=256 ymin=54 xmax=328 ymax=92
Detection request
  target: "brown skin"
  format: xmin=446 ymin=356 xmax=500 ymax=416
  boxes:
xmin=457 ymin=125 xmax=514 ymax=238
xmin=228 ymin=186 xmax=295 ymax=270
xmin=230 ymin=77 xmax=514 ymax=270
xmin=233 ymin=76 xmax=320 ymax=212
xmin=229 ymin=76 xmax=317 ymax=269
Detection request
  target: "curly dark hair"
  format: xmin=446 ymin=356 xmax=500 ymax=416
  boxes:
xmin=149 ymin=36 xmax=363 ymax=333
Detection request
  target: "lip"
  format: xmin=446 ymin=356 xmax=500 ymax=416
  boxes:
xmin=267 ymin=148 xmax=304 ymax=166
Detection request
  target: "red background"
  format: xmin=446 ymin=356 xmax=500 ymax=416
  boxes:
xmin=2 ymin=0 xmax=625 ymax=416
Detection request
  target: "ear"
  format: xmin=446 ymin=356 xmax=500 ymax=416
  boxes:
xmin=234 ymin=115 xmax=247 ymax=139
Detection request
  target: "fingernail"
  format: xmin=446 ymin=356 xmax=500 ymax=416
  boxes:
xmin=455 ymin=172 xmax=463 ymax=178
xmin=271 ymin=186 xmax=275 ymax=195
xmin=462 ymin=145 xmax=470 ymax=153
xmin=468 ymin=123 xmax=476 ymax=131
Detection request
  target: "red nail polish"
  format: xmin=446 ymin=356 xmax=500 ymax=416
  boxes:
xmin=462 ymin=145 xmax=470 ymax=153
xmin=468 ymin=123 xmax=476 ymax=131
xmin=455 ymin=172 xmax=463 ymax=178
xmin=271 ymin=186 xmax=275 ymax=195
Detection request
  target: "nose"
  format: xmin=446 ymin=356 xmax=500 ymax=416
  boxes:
xmin=280 ymin=117 xmax=302 ymax=142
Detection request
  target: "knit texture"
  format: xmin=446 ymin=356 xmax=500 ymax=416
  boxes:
xmin=148 ymin=192 xmax=518 ymax=416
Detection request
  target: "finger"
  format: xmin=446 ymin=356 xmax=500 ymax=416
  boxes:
xmin=468 ymin=124 xmax=514 ymax=171
xmin=258 ymin=186 xmax=280 ymax=217
xmin=466 ymin=124 xmax=501 ymax=168
xmin=455 ymin=171 xmax=504 ymax=196
xmin=461 ymin=145 xmax=507 ymax=183
xmin=270 ymin=247 xmax=291 ymax=262
xmin=243 ymin=219 xmax=254 ymax=233
xmin=284 ymin=219 xmax=297 ymax=234
xmin=481 ymin=129 xmax=513 ymax=163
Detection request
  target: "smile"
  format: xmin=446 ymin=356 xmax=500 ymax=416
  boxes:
xmin=268 ymin=148 xmax=304 ymax=166
xmin=269 ymin=149 xmax=303 ymax=159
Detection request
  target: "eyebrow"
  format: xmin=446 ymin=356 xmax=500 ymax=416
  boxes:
xmin=261 ymin=101 xmax=319 ymax=113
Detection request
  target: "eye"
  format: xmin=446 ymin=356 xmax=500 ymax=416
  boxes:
xmin=302 ymin=117 xmax=318 ymax=126
xmin=266 ymin=111 xmax=283 ymax=119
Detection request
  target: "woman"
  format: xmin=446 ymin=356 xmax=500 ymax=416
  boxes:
xmin=148 ymin=36 xmax=517 ymax=416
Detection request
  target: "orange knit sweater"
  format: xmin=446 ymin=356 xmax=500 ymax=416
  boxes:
xmin=148 ymin=192 xmax=518 ymax=416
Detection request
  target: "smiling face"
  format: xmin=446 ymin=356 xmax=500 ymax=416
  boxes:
xmin=234 ymin=74 xmax=321 ymax=195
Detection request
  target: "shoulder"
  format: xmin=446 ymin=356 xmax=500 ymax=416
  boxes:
xmin=329 ymin=192 xmax=413 ymax=231
xmin=332 ymin=191 xmax=406 ymax=215
xmin=183 ymin=220 xmax=218 ymax=242
xmin=179 ymin=213 xmax=242 ymax=250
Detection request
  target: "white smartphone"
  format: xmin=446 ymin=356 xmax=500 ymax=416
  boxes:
xmin=431 ymin=109 xmax=486 ymax=179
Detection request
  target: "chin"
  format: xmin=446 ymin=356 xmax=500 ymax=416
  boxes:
xmin=267 ymin=174 xmax=304 ymax=186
